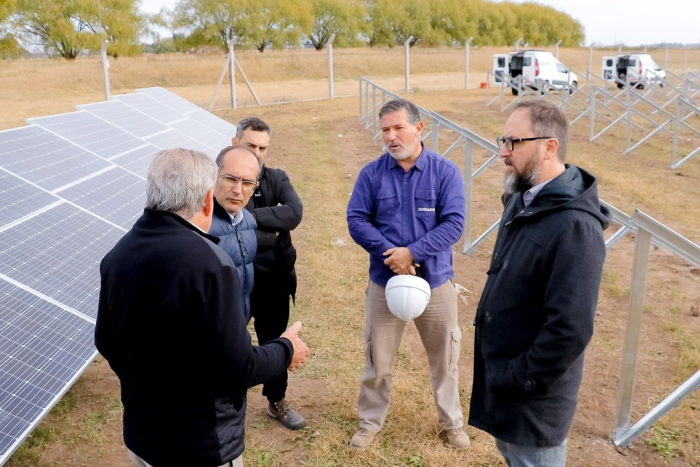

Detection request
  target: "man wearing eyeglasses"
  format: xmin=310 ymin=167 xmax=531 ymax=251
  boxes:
xmin=209 ymin=145 xmax=262 ymax=323
xmin=469 ymin=100 xmax=611 ymax=466
xmin=234 ymin=117 xmax=306 ymax=430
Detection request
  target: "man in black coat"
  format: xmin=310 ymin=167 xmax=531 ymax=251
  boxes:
xmin=95 ymin=148 xmax=309 ymax=467
xmin=232 ymin=118 xmax=306 ymax=430
xmin=469 ymin=101 xmax=611 ymax=466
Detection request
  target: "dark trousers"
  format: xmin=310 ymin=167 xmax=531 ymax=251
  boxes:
xmin=250 ymin=269 xmax=291 ymax=403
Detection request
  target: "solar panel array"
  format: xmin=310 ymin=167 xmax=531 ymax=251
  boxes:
xmin=0 ymin=88 xmax=236 ymax=464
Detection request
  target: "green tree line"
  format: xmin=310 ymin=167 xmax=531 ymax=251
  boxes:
xmin=0 ymin=0 xmax=584 ymax=59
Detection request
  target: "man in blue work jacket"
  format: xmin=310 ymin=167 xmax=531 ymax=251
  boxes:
xmin=346 ymin=98 xmax=469 ymax=450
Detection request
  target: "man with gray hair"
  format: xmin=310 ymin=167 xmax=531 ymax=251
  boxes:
xmin=347 ymin=98 xmax=469 ymax=450
xmin=95 ymin=148 xmax=309 ymax=467
xmin=469 ymin=100 xmax=610 ymax=466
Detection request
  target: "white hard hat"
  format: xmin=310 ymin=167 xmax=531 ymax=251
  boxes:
xmin=385 ymin=275 xmax=431 ymax=321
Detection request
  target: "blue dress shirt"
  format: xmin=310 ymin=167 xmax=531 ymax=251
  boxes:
xmin=347 ymin=145 xmax=466 ymax=289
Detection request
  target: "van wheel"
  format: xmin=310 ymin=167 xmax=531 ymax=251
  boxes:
xmin=659 ymin=82 xmax=665 ymax=88
xmin=569 ymin=81 xmax=577 ymax=95
xmin=511 ymin=87 xmax=519 ymax=96
xmin=617 ymin=83 xmax=624 ymax=89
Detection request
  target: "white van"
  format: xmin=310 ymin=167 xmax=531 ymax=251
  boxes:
xmin=493 ymin=50 xmax=578 ymax=95
xmin=602 ymin=54 xmax=666 ymax=89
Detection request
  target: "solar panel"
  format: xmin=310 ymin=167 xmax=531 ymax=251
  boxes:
xmin=114 ymin=93 xmax=228 ymax=151
xmin=0 ymin=203 xmax=126 ymax=320
xmin=0 ymin=88 xmax=232 ymax=463
xmin=136 ymin=87 xmax=204 ymax=115
xmin=0 ymin=126 xmax=112 ymax=192
xmin=77 ymin=100 xmax=170 ymax=139
xmin=0 ymin=280 xmax=97 ymax=465
xmin=0 ymin=171 xmax=60 ymax=228
xmin=109 ymin=144 xmax=159 ymax=178
xmin=113 ymin=93 xmax=184 ymax=125
xmin=168 ymin=118 xmax=230 ymax=154
xmin=55 ymin=167 xmax=146 ymax=230
xmin=146 ymin=130 xmax=217 ymax=158
xmin=27 ymin=111 xmax=151 ymax=161
xmin=77 ymin=100 xmax=218 ymax=158
xmin=136 ymin=87 xmax=237 ymax=137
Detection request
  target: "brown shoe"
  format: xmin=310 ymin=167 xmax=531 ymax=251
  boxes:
xmin=350 ymin=428 xmax=377 ymax=450
xmin=444 ymin=428 xmax=471 ymax=449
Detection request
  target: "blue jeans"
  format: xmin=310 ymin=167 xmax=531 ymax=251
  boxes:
xmin=494 ymin=437 xmax=567 ymax=467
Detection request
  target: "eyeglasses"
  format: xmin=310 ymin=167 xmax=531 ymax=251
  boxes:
xmin=496 ymin=136 xmax=553 ymax=151
xmin=218 ymin=173 xmax=259 ymax=191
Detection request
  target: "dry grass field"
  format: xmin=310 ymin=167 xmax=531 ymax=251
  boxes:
xmin=2 ymin=48 xmax=700 ymax=466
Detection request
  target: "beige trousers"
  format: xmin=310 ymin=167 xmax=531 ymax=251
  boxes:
xmin=128 ymin=449 xmax=243 ymax=467
xmin=357 ymin=280 xmax=464 ymax=433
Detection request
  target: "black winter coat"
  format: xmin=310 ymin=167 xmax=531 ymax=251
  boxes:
xmin=468 ymin=165 xmax=611 ymax=447
xmin=95 ymin=209 xmax=293 ymax=466
xmin=246 ymin=165 xmax=303 ymax=297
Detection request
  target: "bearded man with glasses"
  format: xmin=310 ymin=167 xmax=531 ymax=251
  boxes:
xmin=210 ymin=145 xmax=262 ymax=323
xmin=469 ymin=100 xmax=611 ymax=466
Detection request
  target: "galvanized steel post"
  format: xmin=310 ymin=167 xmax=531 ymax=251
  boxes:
xmin=405 ymin=36 xmax=413 ymax=93
xmin=328 ymin=34 xmax=335 ymax=99
xmin=614 ymin=225 xmax=652 ymax=440
xmin=465 ymin=37 xmax=473 ymax=89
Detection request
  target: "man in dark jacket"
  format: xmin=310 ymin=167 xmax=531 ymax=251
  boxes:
xmin=95 ymin=148 xmax=309 ymax=467
xmin=233 ymin=117 xmax=306 ymax=430
xmin=469 ymin=100 xmax=611 ymax=466
xmin=209 ymin=145 xmax=261 ymax=322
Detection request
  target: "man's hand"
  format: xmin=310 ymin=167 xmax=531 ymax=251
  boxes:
xmin=383 ymin=247 xmax=419 ymax=275
xmin=280 ymin=321 xmax=310 ymax=371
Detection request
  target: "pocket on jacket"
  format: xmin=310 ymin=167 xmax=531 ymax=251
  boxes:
xmin=448 ymin=328 xmax=462 ymax=369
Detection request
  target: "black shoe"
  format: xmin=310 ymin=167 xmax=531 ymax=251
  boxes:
xmin=267 ymin=399 xmax=307 ymax=430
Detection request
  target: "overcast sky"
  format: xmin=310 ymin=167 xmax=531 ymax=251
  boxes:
xmin=139 ymin=0 xmax=700 ymax=46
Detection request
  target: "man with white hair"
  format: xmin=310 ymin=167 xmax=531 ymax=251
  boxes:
xmin=95 ymin=148 xmax=309 ymax=467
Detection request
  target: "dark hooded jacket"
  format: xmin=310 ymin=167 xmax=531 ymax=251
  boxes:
xmin=468 ymin=165 xmax=611 ymax=447
xmin=245 ymin=166 xmax=302 ymax=299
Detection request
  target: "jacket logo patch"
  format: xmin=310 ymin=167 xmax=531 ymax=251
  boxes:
xmin=418 ymin=207 xmax=435 ymax=212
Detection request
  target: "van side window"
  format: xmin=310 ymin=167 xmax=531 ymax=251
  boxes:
xmin=629 ymin=59 xmax=636 ymax=66
xmin=606 ymin=59 xmax=613 ymax=67
xmin=556 ymin=63 xmax=567 ymax=73
xmin=523 ymin=57 xmax=531 ymax=66
xmin=498 ymin=57 xmax=506 ymax=67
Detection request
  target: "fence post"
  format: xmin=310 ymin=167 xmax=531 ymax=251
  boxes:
xmin=515 ymin=38 xmax=523 ymax=51
xmin=229 ymin=42 xmax=237 ymax=109
xmin=665 ymin=47 xmax=669 ymax=72
xmin=683 ymin=47 xmax=688 ymax=75
xmin=328 ymin=34 xmax=335 ymax=99
xmin=614 ymin=226 xmax=652 ymax=440
xmin=405 ymin=36 xmax=413 ymax=93
xmin=100 ymin=40 xmax=111 ymax=101
xmin=465 ymin=37 xmax=473 ymax=89
xmin=555 ymin=39 xmax=562 ymax=59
